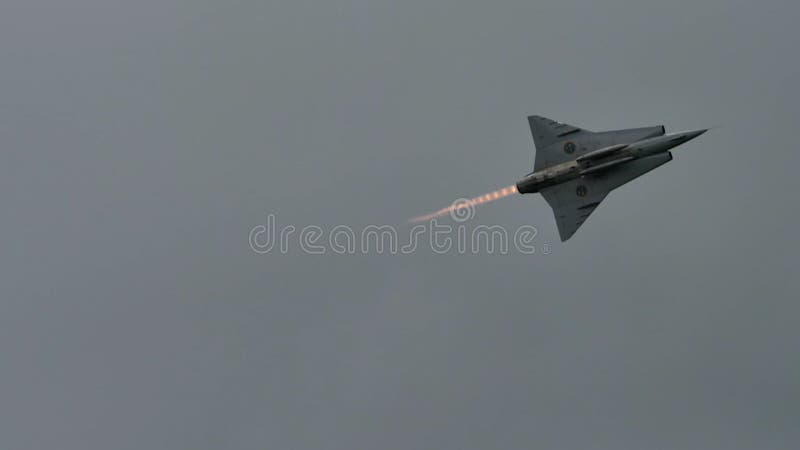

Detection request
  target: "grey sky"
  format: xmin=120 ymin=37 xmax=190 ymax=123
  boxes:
xmin=1 ymin=0 xmax=798 ymax=449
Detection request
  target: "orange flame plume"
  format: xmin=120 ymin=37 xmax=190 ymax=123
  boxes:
xmin=408 ymin=184 xmax=518 ymax=223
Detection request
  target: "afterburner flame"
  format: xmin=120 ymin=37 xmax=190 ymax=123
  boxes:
xmin=408 ymin=184 xmax=518 ymax=223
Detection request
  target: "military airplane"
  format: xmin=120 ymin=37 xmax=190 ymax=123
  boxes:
xmin=516 ymin=116 xmax=706 ymax=241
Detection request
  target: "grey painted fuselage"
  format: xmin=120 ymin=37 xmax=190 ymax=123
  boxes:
xmin=516 ymin=129 xmax=706 ymax=194
xmin=517 ymin=116 xmax=706 ymax=241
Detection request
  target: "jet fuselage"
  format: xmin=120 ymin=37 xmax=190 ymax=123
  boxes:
xmin=516 ymin=129 xmax=706 ymax=194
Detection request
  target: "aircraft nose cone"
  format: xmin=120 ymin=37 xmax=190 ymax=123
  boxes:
xmin=684 ymin=129 xmax=708 ymax=141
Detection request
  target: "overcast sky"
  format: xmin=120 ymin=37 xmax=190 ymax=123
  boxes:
xmin=1 ymin=1 xmax=799 ymax=449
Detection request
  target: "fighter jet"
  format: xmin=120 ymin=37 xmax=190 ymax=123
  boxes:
xmin=516 ymin=116 xmax=706 ymax=241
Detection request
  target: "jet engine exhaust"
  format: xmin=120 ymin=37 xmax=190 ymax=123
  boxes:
xmin=408 ymin=184 xmax=518 ymax=223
